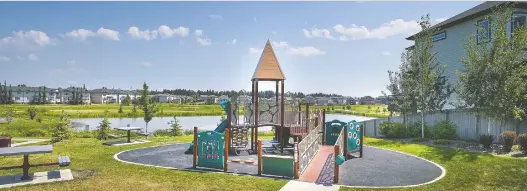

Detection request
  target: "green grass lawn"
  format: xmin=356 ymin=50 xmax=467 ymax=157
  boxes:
xmin=0 ymin=103 xmax=389 ymax=119
xmin=0 ymin=136 xmax=286 ymax=191
xmin=341 ymin=137 xmax=527 ymax=191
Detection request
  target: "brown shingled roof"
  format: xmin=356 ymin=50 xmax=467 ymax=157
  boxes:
xmin=252 ymin=40 xmax=286 ymax=81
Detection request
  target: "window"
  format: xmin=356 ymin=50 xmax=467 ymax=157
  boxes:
xmin=432 ymin=32 xmax=446 ymax=42
xmin=477 ymin=19 xmax=491 ymax=43
xmin=511 ymin=15 xmax=526 ymax=36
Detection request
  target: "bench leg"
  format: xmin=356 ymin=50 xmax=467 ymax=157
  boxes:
xmin=21 ymin=154 xmax=31 ymax=180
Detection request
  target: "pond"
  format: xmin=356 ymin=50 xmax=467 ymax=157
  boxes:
xmin=70 ymin=114 xmax=376 ymax=133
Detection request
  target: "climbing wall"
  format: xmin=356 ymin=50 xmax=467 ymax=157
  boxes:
xmin=347 ymin=120 xmax=362 ymax=153
xmin=230 ymin=126 xmax=249 ymax=153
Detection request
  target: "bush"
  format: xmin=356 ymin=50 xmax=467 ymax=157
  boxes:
xmin=169 ymin=116 xmax=183 ymax=136
xmin=184 ymin=129 xmax=193 ymax=136
xmin=378 ymin=122 xmax=406 ymax=138
xmin=433 ymin=139 xmax=452 ymax=145
xmin=432 ymin=120 xmax=457 ymax=140
xmin=517 ymin=133 xmax=527 ymax=154
xmin=500 ymin=131 xmax=516 ymax=153
xmin=411 ymin=137 xmax=429 ymax=142
xmin=407 ymin=121 xmax=431 ymax=138
xmin=153 ymin=129 xmax=172 ymax=137
xmin=50 ymin=111 xmax=72 ymax=143
xmin=96 ymin=118 xmax=111 ymax=140
xmin=479 ymin=134 xmax=494 ymax=149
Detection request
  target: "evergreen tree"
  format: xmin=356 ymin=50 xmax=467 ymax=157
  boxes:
xmin=96 ymin=116 xmax=111 ymax=140
xmin=0 ymin=83 xmax=3 ymax=104
xmin=42 ymin=86 xmax=47 ymax=104
xmin=169 ymin=116 xmax=183 ymax=136
xmin=38 ymin=87 xmax=42 ymax=104
xmin=7 ymin=85 xmax=12 ymax=104
xmin=50 ymin=111 xmax=72 ymax=143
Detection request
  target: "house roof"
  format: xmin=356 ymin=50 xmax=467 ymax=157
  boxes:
xmin=252 ymin=40 xmax=286 ymax=81
xmin=406 ymin=1 xmax=527 ymax=40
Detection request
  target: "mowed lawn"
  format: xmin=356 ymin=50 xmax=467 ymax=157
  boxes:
xmin=0 ymin=136 xmax=285 ymax=191
xmin=343 ymin=138 xmax=527 ymax=191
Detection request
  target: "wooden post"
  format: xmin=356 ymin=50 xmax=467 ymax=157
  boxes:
xmin=305 ymin=104 xmax=310 ymax=131
xmin=258 ymin=140 xmax=262 ymax=175
xmin=298 ymin=104 xmax=302 ymax=125
xmin=334 ymin=145 xmax=340 ymax=183
xmin=251 ymin=80 xmax=255 ymax=151
xmin=275 ymin=81 xmax=279 ymax=141
xmin=322 ymin=109 xmax=326 ymax=145
xmin=193 ymin=126 xmax=198 ymax=168
xmin=280 ymin=80 xmax=285 ymax=153
xmin=224 ymin=128 xmax=229 ymax=172
xmin=255 ymin=80 xmax=259 ymax=152
xmin=360 ymin=124 xmax=364 ymax=158
xmin=294 ymin=142 xmax=299 ymax=179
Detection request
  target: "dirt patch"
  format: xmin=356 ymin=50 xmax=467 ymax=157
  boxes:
xmin=72 ymin=169 xmax=97 ymax=179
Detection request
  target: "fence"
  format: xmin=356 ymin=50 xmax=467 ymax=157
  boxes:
xmin=361 ymin=109 xmax=527 ymax=142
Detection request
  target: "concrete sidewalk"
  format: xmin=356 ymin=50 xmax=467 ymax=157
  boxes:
xmin=11 ymin=138 xmax=50 ymax=147
xmin=279 ymin=180 xmax=340 ymax=191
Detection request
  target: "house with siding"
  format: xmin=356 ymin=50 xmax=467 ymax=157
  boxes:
xmin=90 ymin=87 xmax=139 ymax=104
xmin=406 ymin=1 xmax=527 ymax=110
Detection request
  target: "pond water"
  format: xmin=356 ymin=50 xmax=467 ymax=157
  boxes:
xmin=70 ymin=114 xmax=376 ymax=133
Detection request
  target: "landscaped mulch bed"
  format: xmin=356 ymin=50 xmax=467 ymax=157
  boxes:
xmin=388 ymin=138 xmax=527 ymax=159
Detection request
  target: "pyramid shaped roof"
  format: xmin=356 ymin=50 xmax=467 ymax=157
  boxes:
xmin=252 ymin=40 xmax=286 ymax=81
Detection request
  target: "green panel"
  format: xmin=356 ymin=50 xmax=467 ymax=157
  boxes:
xmin=325 ymin=120 xmax=347 ymax=145
xmin=262 ymin=156 xmax=294 ymax=177
xmin=346 ymin=120 xmax=362 ymax=152
xmin=197 ymin=131 xmax=225 ymax=169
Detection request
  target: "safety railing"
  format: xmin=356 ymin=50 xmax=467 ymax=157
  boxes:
xmin=297 ymin=123 xmax=322 ymax=175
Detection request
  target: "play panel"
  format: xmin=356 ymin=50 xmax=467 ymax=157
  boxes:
xmin=197 ymin=131 xmax=225 ymax=169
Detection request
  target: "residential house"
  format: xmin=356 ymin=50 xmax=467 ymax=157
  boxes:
xmin=9 ymin=85 xmax=46 ymax=104
xmin=405 ymin=1 xmax=527 ymax=109
xmin=358 ymin=96 xmax=376 ymax=105
xmin=199 ymin=95 xmax=218 ymax=104
xmin=316 ymin=97 xmax=332 ymax=106
xmin=217 ymin=95 xmax=229 ymax=103
xmin=90 ymin=87 xmax=139 ymax=104
xmin=330 ymin=97 xmax=347 ymax=105
xmin=155 ymin=94 xmax=171 ymax=103
xmin=376 ymin=96 xmax=390 ymax=105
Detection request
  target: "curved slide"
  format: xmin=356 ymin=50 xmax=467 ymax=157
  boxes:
xmin=185 ymin=99 xmax=230 ymax=154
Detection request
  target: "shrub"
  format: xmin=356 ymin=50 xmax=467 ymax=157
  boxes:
xmin=153 ymin=129 xmax=172 ymax=137
xmin=50 ymin=111 xmax=72 ymax=143
xmin=479 ymin=134 xmax=494 ymax=149
xmin=169 ymin=116 xmax=183 ymax=136
xmin=96 ymin=117 xmax=111 ymax=140
xmin=433 ymin=139 xmax=452 ymax=145
xmin=184 ymin=129 xmax=194 ymax=136
xmin=28 ymin=106 xmax=37 ymax=120
xmin=411 ymin=137 xmax=428 ymax=142
xmin=118 ymin=105 xmax=123 ymax=114
xmin=517 ymin=133 xmax=527 ymax=154
xmin=378 ymin=122 xmax=406 ymax=138
xmin=500 ymin=131 xmax=516 ymax=153
xmin=432 ymin=120 xmax=457 ymax=140
xmin=407 ymin=121 xmax=431 ymax=138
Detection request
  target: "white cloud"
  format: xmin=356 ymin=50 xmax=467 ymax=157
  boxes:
xmin=158 ymin=25 xmax=189 ymax=38
xmin=64 ymin=29 xmax=95 ymax=41
xmin=249 ymin=48 xmax=262 ymax=54
xmin=195 ymin=30 xmax=203 ymax=37
xmin=28 ymin=53 xmax=39 ymax=61
xmin=96 ymin=27 xmax=120 ymax=41
xmin=0 ymin=56 xmax=9 ymax=62
xmin=64 ymin=27 xmax=120 ymax=41
xmin=139 ymin=61 xmax=153 ymax=67
xmin=303 ymin=28 xmax=335 ymax=40
xmin=333 ymin=19 xmax=421 ymax=40
xmin=271 ymin=41 xmax=325 ymax=56
xmin=67 ymin=60 xmax=76 ymax=66
xmin=381 ymin=51 xmax=392 ymax=56
xmin=67 ymin=81 xmax=77 ymax=84
xmin=1 ymin=30 xmax=53 ymax=50
xmin=208 ymin=14 xmax=223 ymax=20
xmin=127 ymin=26 xmax=158 ymax=40
xmin=197 ymin=38 xmax=211 ymax=46
xmin=227 ymin=39 xmax=237 ymax=45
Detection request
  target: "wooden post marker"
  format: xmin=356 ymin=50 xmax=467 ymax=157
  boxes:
xmin=193 ymin=126 xmax=198 ymax=168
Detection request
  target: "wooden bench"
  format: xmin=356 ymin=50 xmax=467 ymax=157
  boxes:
xmin=0 ymin=145 xmax=71 ymax=180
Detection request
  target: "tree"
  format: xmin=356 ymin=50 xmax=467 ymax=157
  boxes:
xmin=169 ymin=116 xmax=183 ymax=136
xmin=28 ymin=106 xmax=37 ymax=120
xmin=132 ymin=104 xmax=137 ymax=113
xmin=50 ymin=111 xmax=72 ymax=143
xmin=42 ymin=86 xmax=47 ymax=104
xmin=7 ymin=85 xmax=12 ymax=104
xmin=37 ymin=87 xmax=42 ymax=104
xmin=140 ymin=82 xmax=158 ymax=133
xmin=118 ymin=105 xmax=123 ymax=113
xmin=1 ymin=107 xmax=15 ymax=124
xmin=96 ymin=116 xmax=112 ymax=140
xmin=122 ymin=95 xmax=132 ymax=106
xmin=456 ymin=3 xmax=527 ymax=133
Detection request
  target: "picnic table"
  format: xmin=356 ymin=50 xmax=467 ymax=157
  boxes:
xmin=0 ymin=145 xmax=53 ymax=180
xmin=114 ymin=126 xmax=144 ymax=143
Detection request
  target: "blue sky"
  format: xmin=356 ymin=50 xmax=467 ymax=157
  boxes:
xmin=0 ymin=1 xmax=481 ymax=97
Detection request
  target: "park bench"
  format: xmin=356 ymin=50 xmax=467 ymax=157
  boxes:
xmin=0 ymin=145 xmax=71 ymax=180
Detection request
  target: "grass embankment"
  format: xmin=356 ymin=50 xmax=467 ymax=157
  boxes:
xmin=341 ymin=137 xmax=527 ymax=191
xmin=0 ymin=136 xmax=286 ymax=191
xmin=0 ymin=104 xmax=389 ymax=119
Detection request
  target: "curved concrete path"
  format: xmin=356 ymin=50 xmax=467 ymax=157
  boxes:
xmin=115 ymin=144 xmax=444 ymax=188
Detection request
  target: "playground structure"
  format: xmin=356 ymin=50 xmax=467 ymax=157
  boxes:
xmin=187 ymin=40 xmax=364 ymax=184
